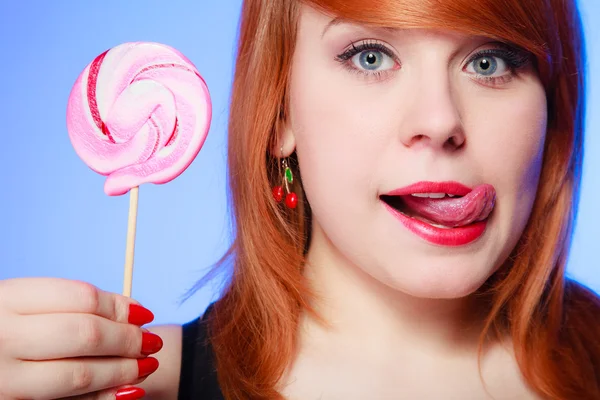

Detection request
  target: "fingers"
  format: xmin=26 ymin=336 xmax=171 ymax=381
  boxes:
xmin=0 ymin=278 xmax=153 ymax=325
xmin=9 ymin=314 xmax=162 ymax=360
xmin=5 ymin=357 xmax=157 ymax=400
xmin=63 ymin=385 xmax=146 ymax=400
xmin=0 ymin=278 xmax=159 ymax=399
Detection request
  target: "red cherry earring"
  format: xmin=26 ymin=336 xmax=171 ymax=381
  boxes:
xmin=272 ymin=147 xmax=298 ymax=209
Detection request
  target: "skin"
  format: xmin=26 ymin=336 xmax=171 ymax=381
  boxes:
xmin=275 ymin=4 xmax=547 ymax=399
xmin=141 ymin=3 xmax=549 ymax=399
xmin=148 ymin=3 xmax=547 ymax=397
xmin=142 ymin=325 xmax=181 ymax=399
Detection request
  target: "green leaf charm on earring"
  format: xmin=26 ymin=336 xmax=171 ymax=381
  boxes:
xmin=285 ymin=167 xmax=293 ymax=184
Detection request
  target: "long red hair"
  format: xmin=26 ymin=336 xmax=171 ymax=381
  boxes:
xmin=191 ymin=0 xmax=599 ymax=398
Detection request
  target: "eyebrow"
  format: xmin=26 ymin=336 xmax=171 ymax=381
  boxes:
xmin=321 ymin=17 xmax=399 ymax=39
xmin=321 ymin=17 xmax=344 ymax=38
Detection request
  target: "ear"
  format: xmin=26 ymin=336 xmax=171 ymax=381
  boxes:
xmin=270 ymin=120 xmax=296 ymax=158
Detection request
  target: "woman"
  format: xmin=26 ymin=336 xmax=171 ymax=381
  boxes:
xmin=0 ymin=0 xmax=597 ymax=399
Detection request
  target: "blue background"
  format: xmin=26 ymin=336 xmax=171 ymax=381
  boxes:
xmin=0 ymin=1 xmax=598 ymax=325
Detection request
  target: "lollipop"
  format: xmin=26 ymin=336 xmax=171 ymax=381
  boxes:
xmin=66 ymin=42 xmax=211 ymax=296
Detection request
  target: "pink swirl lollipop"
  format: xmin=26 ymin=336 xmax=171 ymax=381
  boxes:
xmin=67 ymin=41 xmax=211 ymax=196
xmin=66 ymin=42 xmax=211 ymax=296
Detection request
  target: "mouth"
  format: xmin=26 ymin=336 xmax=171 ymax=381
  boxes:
xmin=380 ymin=181 xmax=497 ymax=246
xmin=379 ymin=194 xmax=464 ymax=229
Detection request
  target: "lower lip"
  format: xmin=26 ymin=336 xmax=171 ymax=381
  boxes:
xmin=382 ymin=202 xmax=488 ymax=247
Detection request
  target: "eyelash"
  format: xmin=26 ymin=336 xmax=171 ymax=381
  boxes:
xmin=335 ymin=41 xmax=397 ymax=81
xmin=334 ymin=40 xmax=531 ymax=86
xmin=467 ymin=48 xmax=531 ymax=85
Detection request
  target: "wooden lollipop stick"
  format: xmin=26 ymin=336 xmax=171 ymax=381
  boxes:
xmin=122 ymin=186 xmax=139 ymax=297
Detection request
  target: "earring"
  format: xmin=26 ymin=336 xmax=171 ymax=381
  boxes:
xmin=272 ymin=147 xmax=298 ymax=209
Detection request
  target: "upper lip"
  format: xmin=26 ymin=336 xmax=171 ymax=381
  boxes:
xmin=384 ymin=181 xmax=472 ymax=197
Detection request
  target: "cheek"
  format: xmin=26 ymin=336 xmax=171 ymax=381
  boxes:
xmin=464 ymin=81 xmax=547 ymax=259
xmin=288 ymin=59 xmax=392 ymax=213
xmin=466 ymin=84 xmax=547 ymax=196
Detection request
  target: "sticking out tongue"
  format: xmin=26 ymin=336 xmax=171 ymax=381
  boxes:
xmin=400 ymin=184 xmax=496 ymax=227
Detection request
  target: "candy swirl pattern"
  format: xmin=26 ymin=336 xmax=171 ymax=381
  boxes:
xmin=66 ymin=42 xmax=211 ymax=196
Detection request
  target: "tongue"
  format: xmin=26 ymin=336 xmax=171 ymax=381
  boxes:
xmin=401 ymin=184 xmax=496 ymax=227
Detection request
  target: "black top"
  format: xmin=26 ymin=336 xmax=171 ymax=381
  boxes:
xmin=178 ymin=304 xmax=224 ymax=399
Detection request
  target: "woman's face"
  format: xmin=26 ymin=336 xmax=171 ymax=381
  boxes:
xmin=284 ymin=5 xmax=547 ymax=298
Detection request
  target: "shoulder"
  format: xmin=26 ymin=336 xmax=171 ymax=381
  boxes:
xmin=178 ymin=304 xmax=224 ymax=399
xmin=138 ymin=324 xmax=182 ymax=399
xmin=138 ymin=304 xmax=223 ymax=399
xmin=562 ymin=279 xmax=600 ymax=363
xmin=564 ymin=278 xmax=600 ymax=318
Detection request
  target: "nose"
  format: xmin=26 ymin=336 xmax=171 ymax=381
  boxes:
xmin=398 ymin=68 xmax=465 ymax=151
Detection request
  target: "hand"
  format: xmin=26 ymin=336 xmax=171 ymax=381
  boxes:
xmin=0 ymin=278 xmax=163 ymax=400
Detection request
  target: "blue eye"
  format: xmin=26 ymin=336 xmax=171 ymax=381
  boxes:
xmin=465 ymin=47 xmax=531 ymax=81
xmin=469 ymin=55 xmax=506 ymax=76
xmin=353 ymin=50 xmax=394 ymax=71
xmin=352 ymin=49 xmax=396 ymax=71
xmin=336 ymin=41 xmax=399 ymax=76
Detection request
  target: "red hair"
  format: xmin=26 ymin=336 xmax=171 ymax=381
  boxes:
xmin=190 ymin=0 xmax=599 ymax=398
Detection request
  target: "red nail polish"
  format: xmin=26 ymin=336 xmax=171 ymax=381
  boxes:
xmin=137 ymin=357 xmax=159 ymax=378
xmin=141 ymin=332 xmax=163 ymax=355
xmin=115 ymin=387 xmax=146 ymax=400
xmin=128 ymin=304 xmax=154 ymax=326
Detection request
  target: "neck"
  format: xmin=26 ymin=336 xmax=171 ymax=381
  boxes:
xmin=300 ymin=225 xmax=491 ymax=359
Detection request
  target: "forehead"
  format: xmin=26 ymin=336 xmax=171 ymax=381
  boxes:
xmin=298 ymin=0 xmax=542 ymax=41
xmin=320 ymin=16 xmax=401 ymax=36
xmin=297 ymin=5 xmax=480 ymax=48
xmin=297 ymin=5 xmax=403 ymax=41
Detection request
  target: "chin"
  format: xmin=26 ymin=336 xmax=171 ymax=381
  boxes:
xmin=378 ymin=257 xmax=496 ymax=300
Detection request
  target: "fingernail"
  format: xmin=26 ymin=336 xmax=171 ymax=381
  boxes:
xmin=137 ymin=357 xmax=159 ymax=378
xmin=128 ymin=304 xmax=154 ymax=326
xmin=141 ymin=332 xmax=163 ymax=355
xmin=115 ymin=387 xmax=146 ymax=400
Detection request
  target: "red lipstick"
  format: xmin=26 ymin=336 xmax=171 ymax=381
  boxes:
xmin=385 ymin=181 xmax=472 ymax=197
xmin=382 ymin=181 xmax=491 ymax=246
